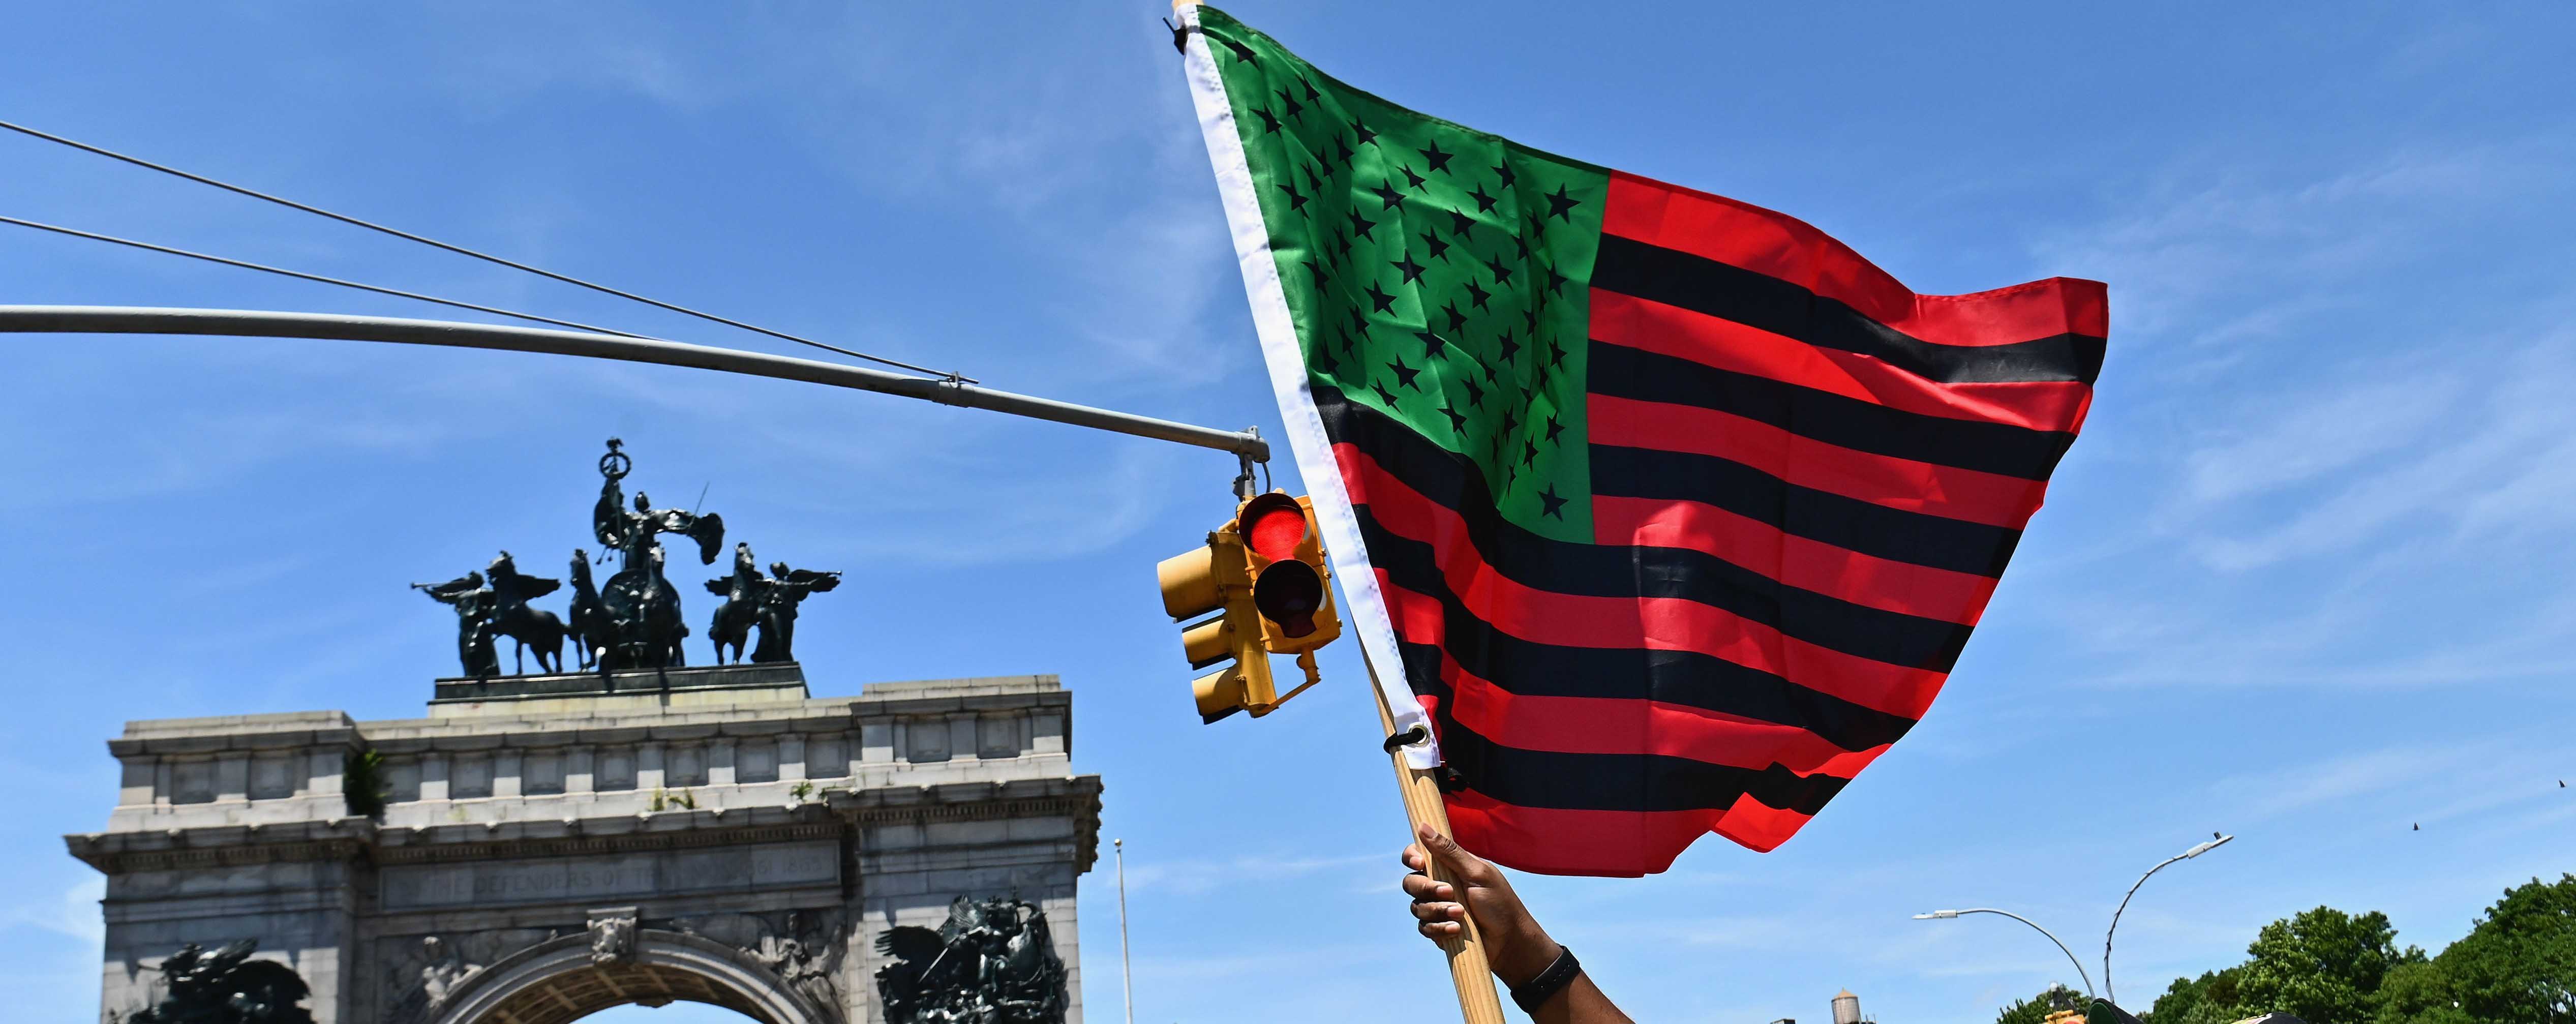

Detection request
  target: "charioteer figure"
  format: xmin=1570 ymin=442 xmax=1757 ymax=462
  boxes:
xmin=589 ymin=438 xmax=725 ymax=670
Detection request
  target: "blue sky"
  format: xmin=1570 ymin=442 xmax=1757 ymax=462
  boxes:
xmin=5 ymin=3 xmax=2573 ymax=1022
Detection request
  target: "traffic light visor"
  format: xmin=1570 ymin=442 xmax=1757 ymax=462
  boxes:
xmin=1192 ymin=665 xmax=1247 ymax=723
xmin=1180 ymin=616 xmax=1233 ymax=669
xmin=1157 ymin=546 xmax=1220 ymax=619
xmin=1238 ymin=493 xmax=1308 ymax=560
xmin=1252 ymin=558 xmax=1324 ymax=638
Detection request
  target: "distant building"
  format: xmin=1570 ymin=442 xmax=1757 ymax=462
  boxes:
xmin=1832 ymin=988 xmax=1867 ymax=1024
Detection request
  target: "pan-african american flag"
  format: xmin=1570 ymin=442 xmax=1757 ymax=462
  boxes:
xmin=1177 ymin=5 xmax=2105 ymax=876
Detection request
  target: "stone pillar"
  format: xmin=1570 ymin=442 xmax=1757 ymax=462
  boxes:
xmin=637 ymin=740 xmax=665 ymax=793
xmin=420 ymin=752 xmax=450 ymax=802
xmin=302 ymin=748 xmax=343 ymax=801
xmin=566 ymin=744 xmax=596 ymax=795
xmin=215 ymin=754 xmax=250 ymax=804
xmin=493 ymin=750 xmax=524 ymax=799
xmin=709 ymin=738 xmax=737 ymax=787
xmin=779 ymin=735 xmax=807 ymax=782
xmin=117 ymin=756 xmax=157 ymax=809
xmin=945 ymin=714 xmax=976 ymax=764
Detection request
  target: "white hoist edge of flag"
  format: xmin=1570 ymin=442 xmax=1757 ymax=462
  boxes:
xmin=1178 ymin=8 xmax=1439 ymax=770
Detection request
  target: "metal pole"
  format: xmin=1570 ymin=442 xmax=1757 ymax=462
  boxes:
xmin=2104 ymin=834 xmax=2232 ymax=1006
xmin=1114 ymin=838 xmax=1136 ymax=1024
xmin=0 ymin=305 xmax=1271 ymax=461
xmin=1916 ymin=909 xmax=2094 ymax=1000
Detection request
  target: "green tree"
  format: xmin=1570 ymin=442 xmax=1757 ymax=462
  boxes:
xmin=1996 ymin=983 xmax=2087 ymax=1023
xmin=2232 ymin=906 xmax=2427 ymax=1022
xmin=2409 ymin=875 xmax=2576 ymax=1024
xmin=2146 ymin=966 xmax=2245 ymax=1024
xmin=2374 ymin=959 xmax=2472 ymax=1024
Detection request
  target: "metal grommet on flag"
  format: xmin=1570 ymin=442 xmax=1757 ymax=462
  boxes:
xmin=1382 ymin=723 xmax=1430 ymax=754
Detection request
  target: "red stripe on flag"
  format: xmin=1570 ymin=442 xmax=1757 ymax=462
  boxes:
xmin=1347 ymin=448 xmax=1950 ymax=719
xmin=1431 ymin=648 xmax=1889 ymax=773
xmin=1591 ymin=291 xmax=2095 ymax=434
xmin=1601 ymin=171 xmax=2109 ymax=345
xmin=1377 ymin=572 xmax=1947 ymax=721
xmin=1442 ymin=788 xmax=1812 ymax=876
xmin=1591 ymin=495 xmax=1999 ymax=626
xmin=1588 ymin=393 xmax=2052 ymax=529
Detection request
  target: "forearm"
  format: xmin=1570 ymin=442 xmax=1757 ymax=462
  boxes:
xmin=1494 ymin=939 xmax=1629 ymax=1024
xmin=1532 ymin=973 xmax=1629 ymax=1024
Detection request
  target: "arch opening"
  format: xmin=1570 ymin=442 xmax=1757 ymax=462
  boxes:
xmin=431 ymin=930 xmax=831 ymax=1024
xmin=578 ymin=1003 xmax=763 ymax=1023
xmin=479 ymin=960 xmax=771 ymax=1024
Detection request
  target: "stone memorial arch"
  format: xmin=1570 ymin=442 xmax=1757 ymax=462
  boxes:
xmin=69 ymin=667 xmax=1103 ymax=1023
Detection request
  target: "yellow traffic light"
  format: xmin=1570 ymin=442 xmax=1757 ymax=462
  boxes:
xmin=1155 ymin=491 xmax=1341 ymax=723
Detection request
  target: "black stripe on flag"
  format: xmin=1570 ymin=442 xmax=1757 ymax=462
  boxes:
xmin=1590 ymin=234 xmax=2107 ymax=386
xmin=1320 ymin=385 xmax=1976 ymax=669
xmin=1417 ymin=689 xmax=1855 ymax=815
xmin=1587 ymin=340 xmax=2080 ymax=481
xmin=1315 ymin=384 xmax=1924 ymax=752
xmin=1355 ymin=498 xmax=1972 ymax=672
xmin=1590 ymin=444 xmax=2025 ymax=579
xmin=1366 ymin=514 xmax=1925 ymax=752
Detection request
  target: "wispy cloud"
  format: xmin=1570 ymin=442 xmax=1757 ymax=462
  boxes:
xmin=2036 ymin=142 xmax=2567 ymax=348
xmin=1120 ymin=851 xmax=1383 ymax=898
xmin=2207 ymin=732 xmax=2570 ymax=827
xmin=2011 ymin=130 xmax=2576 ymax=694
xmin=9 ymin=878 xmax=103 ymax=945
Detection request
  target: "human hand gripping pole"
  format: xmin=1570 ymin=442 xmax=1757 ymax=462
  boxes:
xmin=1395 ymin=777 xmax=1635 ymax=1024
xmin=1372 ymin=657 xmax=1510 ymax=1023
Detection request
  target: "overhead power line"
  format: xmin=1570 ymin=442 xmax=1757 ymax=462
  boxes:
xmin=0 ymin=117 xmax=973 ymax=382
xmin=0 ymin=215 xmax=653 ymax=341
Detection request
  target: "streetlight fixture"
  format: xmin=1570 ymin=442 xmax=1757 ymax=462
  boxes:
xmin=2104 ymin=833 xmax=2232 ymax=1006
xmin=1913 ymin=908 xmax=2095 ymax=1000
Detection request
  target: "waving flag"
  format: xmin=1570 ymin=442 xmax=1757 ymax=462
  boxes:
xmin=1177 ymin=5 xmax=2104 ymax=876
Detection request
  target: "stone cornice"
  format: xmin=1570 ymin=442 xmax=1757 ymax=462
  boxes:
xmin=828 ymin=775 xmax=1105 ymax=873
xmin=66 ymin=817 xmax=376 ymax=874
xmin=372 ymin=820 xmax=847 ymax=866
xmin=68 ymin=775 xmax=1106 ymax=875
xmin=108 ymin=725 xmax=364 ymax=759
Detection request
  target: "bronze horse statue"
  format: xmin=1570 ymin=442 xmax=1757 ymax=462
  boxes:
xmin=706 ymin=543 xmax=762 ymax=665
xmin=484 ymin=551 xmax=566 ymax=674
xmin=567 ymin=549 xmax=612 ymax=671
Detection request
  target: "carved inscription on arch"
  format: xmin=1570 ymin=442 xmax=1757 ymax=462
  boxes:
xmin=381 ymin=840 xmax=838 ymax=910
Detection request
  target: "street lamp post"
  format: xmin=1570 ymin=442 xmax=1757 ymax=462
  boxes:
xmin=1914 ymin=909 xmax=2095 ymax=1000
xmin=1114 ymin=838 xmax=1136 ymax=1024
xmin=2104 ymin=834 xmax=2232 ymax=1006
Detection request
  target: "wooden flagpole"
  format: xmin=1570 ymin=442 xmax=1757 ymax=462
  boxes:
xmin=1367 ymin=652 xmax=1509 ymax=1024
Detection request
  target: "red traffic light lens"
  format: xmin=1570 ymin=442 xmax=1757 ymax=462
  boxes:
xmin=1252 ymin=559 xmax=1324 ymax=638
xmin=1239 ymin=494 xmax=1308 ymax=560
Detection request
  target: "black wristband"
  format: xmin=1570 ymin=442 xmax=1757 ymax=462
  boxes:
xmin=1508 ymin=944 xmax=1580 ymax=1015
